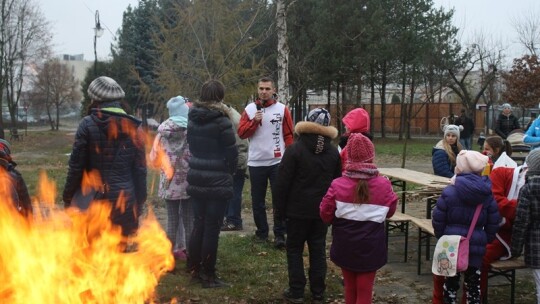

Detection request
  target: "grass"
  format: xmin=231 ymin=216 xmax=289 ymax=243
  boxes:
xmin=7 ymin=129 xmax=537 ymax=303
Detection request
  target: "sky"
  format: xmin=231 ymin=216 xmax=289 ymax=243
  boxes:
xmin=37 ymin=0 xmax=138 ymax=61
xmin=433 ymin=0 xmax=539 ymax=66
xmin=38 ymin=0 xmax=539 ymax=65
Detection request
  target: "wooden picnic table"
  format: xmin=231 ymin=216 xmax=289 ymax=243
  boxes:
xmin=379 ymin=167 xmax=450 ymax=213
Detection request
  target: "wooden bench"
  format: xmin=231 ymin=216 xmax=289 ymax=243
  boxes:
xmin=410 ymin=217 xmax=435 ymax=275
xmin=485 ymin=258 xmax=527 ymax=304
xmin=386 ymin=211 xmax=414 ymax=262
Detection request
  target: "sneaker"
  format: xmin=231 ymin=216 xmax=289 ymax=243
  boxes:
xmin=274 ymin=235 xmax=286 ymax=249
xmin=283 ymin=289 xmax=304 ymax=303
xmin=221 ymin=221 xmax=243 ymax=231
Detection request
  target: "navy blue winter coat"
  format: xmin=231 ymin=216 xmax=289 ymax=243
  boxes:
xmin=432 ymin=173 xmax=501 ymax=269
xmin=431 ymin=140 xmax=459 ymax=178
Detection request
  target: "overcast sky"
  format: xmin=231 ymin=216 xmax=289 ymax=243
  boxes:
xmin=39 ymin=0 xmax=538 ymax=64
xmin=37 ymin=0 xmax=138 ymax=61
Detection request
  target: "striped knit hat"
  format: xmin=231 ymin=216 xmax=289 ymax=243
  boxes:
xmin=526 ymin=149 xmax=540 ymax=177
xmin=87 ymin=76 xmax=125 ymax=102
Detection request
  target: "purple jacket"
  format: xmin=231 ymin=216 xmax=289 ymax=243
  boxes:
xmin=320 ymin=175 xmax=398 ymax=272
xmin=432 ymin=173 xmax=501 ymax=269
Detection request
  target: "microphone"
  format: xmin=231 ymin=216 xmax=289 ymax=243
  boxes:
xmin=256 ymin=103 xmax=262 ymax=126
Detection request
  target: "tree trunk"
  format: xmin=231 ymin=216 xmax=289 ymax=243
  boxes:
xmin=381 ymin=61 xmax=387 ymax=138
xmin=276 ymin=0 xmax=289 ymax=105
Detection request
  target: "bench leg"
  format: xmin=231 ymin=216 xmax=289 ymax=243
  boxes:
xmin=404 ymin=222 xmax=409 ymax=263
xmin=417 ymin=228 xmax=422 ymax=275
xmin=386 ymin=221 xmax=409 ymax=263
xmin=510 ymin=269 xmax=516 ymax=304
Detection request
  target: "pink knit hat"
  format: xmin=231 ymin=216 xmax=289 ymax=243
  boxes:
xmin=344 ymin=133 xmax=378 ymax=177
xmin=455 ymin=150 xmax=489 ymax=175
xmin=342 ymin=108 xmax=370 ymax=134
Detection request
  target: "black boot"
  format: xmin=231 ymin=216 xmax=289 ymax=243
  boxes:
xmin=200 ymin=272 xmax=230 ymax=288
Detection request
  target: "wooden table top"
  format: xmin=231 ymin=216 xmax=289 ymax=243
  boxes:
xmin=379 ymin=167 xmax=450 ymax=190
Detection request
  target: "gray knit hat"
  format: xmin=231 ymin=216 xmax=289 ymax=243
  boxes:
xmin=87 ymin=76 xmax=125 ymax=102
xmin=444 ymin=124 xmax=460 ymax=140
xmin=526 ymin=149 xmax=540 ymax=177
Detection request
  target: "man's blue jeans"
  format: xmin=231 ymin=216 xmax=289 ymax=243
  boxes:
xmin=249 ymin=164 xmax=286 ymax=240
xmin=225 ymin=170 xmax=246 ymax=227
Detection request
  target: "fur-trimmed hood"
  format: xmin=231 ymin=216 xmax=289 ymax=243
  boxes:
xmin=294 ymin=121 xmax=338 ymax=155
xmin=295 ymin=121 xmax=338 ymax=139
xmin=191 ymin=100 xmax=231 ymax=119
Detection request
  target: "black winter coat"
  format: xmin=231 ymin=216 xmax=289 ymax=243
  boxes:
xmin=275 ymin=121 xmax=341 ymax=219
xmin=186 ymin=102 xmax=238 ymax=200
xmin=63 ymin=103 xmax=147 ymax=235
xmin=0 ymin=158 xmax=32 ymax=216
xmin=495 ymin=113 xmax=521 ymax=139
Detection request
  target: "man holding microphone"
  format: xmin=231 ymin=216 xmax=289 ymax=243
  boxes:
xmin=238 ymin=77 xmax=294 ymax=248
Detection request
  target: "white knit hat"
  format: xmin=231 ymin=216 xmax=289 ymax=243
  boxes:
xmin=455 ymin=150 xmax=489 ymax=175
xmin=87 ymin=76 xmax=125 ymax=102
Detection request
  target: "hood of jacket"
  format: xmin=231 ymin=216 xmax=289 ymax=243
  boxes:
xmin=157 ymin=118 xmax=187 ymax=141
xmin=295 ymin=121 xmax=338 ymax=154
xmin=89 ymin=106 xmax=142 ymax=139
xmin=454 ymin=173 xmax=493 ymax=205
xmin=190 ymin=101 xmax=229 ymax=123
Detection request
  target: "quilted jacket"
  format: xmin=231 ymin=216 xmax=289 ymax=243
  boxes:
xmin=432 ymin=173 xmax=501 ymax=268
xmin=63 ymin=102 xmax=147 ymax=236
xmin=186 ymin=101 xmax=238 ymax=200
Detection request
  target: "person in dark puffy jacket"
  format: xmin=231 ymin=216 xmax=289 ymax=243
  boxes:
xmin=63 ymin=76 xmax=147 ymax=238
xmin=0 ymin=138 xmax=32 ymax=217
xmin=275 ymin=108 xmax=341 ymax=303
xmin=432 ymin=150 xmax=501 ymax=304
xmin=495 ymin=103 xmax=521 ymax=139
xmin=432 ymin=124 xmax=462 ymax=178
xmin=186 ymin=79 xmax=238 ymax=288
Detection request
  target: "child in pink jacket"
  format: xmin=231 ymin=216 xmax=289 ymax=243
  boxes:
xmin=320 ymin=133 xmax=398 ymax=304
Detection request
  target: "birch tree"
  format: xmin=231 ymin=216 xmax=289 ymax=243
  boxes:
xmin=276 ymin=0 xmax=289 ymax=104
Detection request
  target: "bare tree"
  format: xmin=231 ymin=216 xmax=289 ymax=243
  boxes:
xmin=276 ymin=0 xmax=290 ymax=104
xmin=29 ymin=59 xmax=80 ymax=130
xmin=511 ymin=9 xmax=540 ymax=56
xmin=1 ymin=0 xmax=50 ymax=131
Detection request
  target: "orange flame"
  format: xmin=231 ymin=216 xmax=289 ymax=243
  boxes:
xmin=0 ymin=170 xmax=174 ymax=303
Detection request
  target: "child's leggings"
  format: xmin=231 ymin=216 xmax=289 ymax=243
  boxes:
xmin=444 ymin=267 xmax=481 ymax=304
xmin=341 ymin=268 xmax=376 ymax=304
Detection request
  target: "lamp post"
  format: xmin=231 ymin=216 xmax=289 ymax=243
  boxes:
xmin=93 ymin=10 xmax=104 ymax=77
